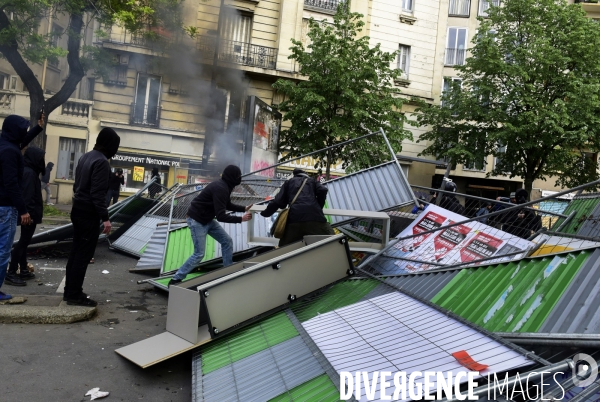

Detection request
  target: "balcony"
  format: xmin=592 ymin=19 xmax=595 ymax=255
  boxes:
xmin=130 ymin=103 xmax=161 ymax=127
xmin=445 ymin=48 xmax=466 ymax=66
xmin=197 ymin=36 xmax=278 ymax=70
xmin=304 ymin=0 xmax=341 ymax=12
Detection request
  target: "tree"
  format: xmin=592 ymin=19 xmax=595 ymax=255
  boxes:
xmin=272 ymin=5 xmax=410 ymax=179
xmin=415 ymin=0 xmax=600 ymax=192
xmin=0 ymin=0 xmax=182 ymax=148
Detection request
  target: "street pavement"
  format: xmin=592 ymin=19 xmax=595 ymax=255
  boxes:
xmin=1 ymin=231 xmax=192 ymax=401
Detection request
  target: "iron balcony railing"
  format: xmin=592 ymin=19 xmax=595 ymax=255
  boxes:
xmin=130 ymin=103 xmax=160 ymax=127
xmin=445 ymin=48 xmax=466 ymax=66
xmin=197 ymin=36 xmax=277 ymax=70
xmin=304 ymin=0 xmax=341 ymax=11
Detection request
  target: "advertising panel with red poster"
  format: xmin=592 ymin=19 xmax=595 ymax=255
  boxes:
xmin=433 ymin=222 xmax=471 ymax=261
xmin=460 ymin=232 xmax=504 ymax=263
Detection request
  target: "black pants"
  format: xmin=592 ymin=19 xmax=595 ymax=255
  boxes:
xmin=279 ymin=221 xmax=335 ymax=247
xmin=105 ymin=189 xmax=119 ymax=206
xmin=64 ymin=211 xmax=101 ymax=300
xmin=8 ymin=223 xmax=37 ymax=274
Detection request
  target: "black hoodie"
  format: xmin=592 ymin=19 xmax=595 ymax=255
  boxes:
xmin=187 ymin=165 xmax=246 ymax=225
xmin=0 ymin=115 xmax=43 ymax=214
xmin=261 ymin=168 xmax=329 ymax=223
xmin=41 ymin=161 xmax=54 ymax=183
xmin=72 ymin=128 xmax=120 ymax=221
xmin=22 ymin=146 xmax=45 ymax=223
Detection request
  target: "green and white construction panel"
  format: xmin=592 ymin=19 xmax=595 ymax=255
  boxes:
xmin=191 ymin=275 xmax=543 ymax=402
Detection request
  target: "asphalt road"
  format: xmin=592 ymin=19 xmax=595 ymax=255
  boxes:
xmin=1 ymin=232 xmax=192 ymax=402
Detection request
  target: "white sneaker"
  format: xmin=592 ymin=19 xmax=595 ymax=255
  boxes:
xmin=46 ymin=203 xmax=54 ymax=206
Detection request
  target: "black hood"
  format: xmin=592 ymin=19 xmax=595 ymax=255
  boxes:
xmin=93 ymin=127 xmax=120 ymax=159
xmin=24 ymin=146 xmax=46 ymax=175
xmin=46 ymin=162 xmax=54 ymax=169
xmin=151 ymin=167 xmax=159 ymax=176
xmin=515 ymin=189 xmax=528 ymax=204
xmin=1 ymin=115 xmax=30 ymax=145
xmin=293 ymin=168 xmax=309 ymax=177
xmin=222 ymin=165 xmax=242 ymax=188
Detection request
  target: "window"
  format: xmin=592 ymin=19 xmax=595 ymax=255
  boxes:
xmin=132 ymin=74 xmax=161 ymax=126
xmin=445 ymin=27 xmax=467 ymax=65
xmin=397 ymin=45 xmax=410 ymax=79
xmin=105 ymin=54 xmax=128 ymax=86
xmin=494 ymin=142 xmax=506 ymax=171
xmin=441 ymin=77 xmax=462 ymax=109
xmin=56 ymin=138 xmax=86 ymax=180
xmin=464 ymin=156 xmax=486 ymax=171
xmin=220 ymin=10 xmax=253 ymax=64
xmin=402 ymin=0 xmax=413 ymax=12
xmin=479 ymin=0 xmax=500 ymax=16
xmin=449 ymin=0 xmax=470 ymax=16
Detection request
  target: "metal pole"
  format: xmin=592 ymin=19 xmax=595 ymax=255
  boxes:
xmin=160 ymin=186 xmax=183 ymax=276
xmin=412 ymin=184 xmax=568 ymax=218
xmin=241 ymin=130 xmax=381 ymax=177
xmin=378 ymin=127 xmax=420 ymax=206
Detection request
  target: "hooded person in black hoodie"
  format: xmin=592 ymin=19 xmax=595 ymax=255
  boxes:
xmin=63 ymin=127 xmax=120 ymax=306
xmin=6 ymin=147 xmax=46 ymax=286
xmin=502 ymin=189 xmax=542 ymax=239
xmin=0 ymin=114 xmax=44 ymax=301
xmin=169 ymin=165 xmax=253 ymax=286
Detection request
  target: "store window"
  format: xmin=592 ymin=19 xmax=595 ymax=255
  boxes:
xmin=56 ymin=137 xmax=86 ymax=180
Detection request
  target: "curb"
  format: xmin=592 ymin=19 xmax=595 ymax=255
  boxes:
xmin=0 ymin=300 xmax=96 ymax=324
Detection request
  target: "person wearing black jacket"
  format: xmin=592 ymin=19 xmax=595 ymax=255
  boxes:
xmin=7 ymin=147 xmax=46 ymax=286
xmin=261 ymin=168 xmax=334 ymax=247
xmin=148 ymin=167 xmax=161 ymax=199
xmin=502 ymin=189 xmax=542 ymax=239
xmin=63 ymin=127 xmax=120 ymax=307
xmin=438 ymin=181 xmax=466 ymax=215
xmin=105 ymin=168 xmax=124 ymax=206
xmin=41 ymin=161 xmax=54 ymax=205
xmin=0 ymin=114 xmax=44 ymax=301
xmin=168 ymin=165 xmax=252 ymax=286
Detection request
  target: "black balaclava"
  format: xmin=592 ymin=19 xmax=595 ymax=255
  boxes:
xmin=293 ymin=168 xmax=307 ymax=176
xmin=1 ymin=115 xmax=30 ymax=146
xmin=152 ymin=167 xmax=159 ymax=177
xmin=221 ymin=165 xmax=242 ymax=188
xmin=24 ymin=146 xmax=46 ymax=175
xmin=515 ymin=189 xmax=528 ymax=205
xmin=94 ymin=127 xmax=120 ymax=159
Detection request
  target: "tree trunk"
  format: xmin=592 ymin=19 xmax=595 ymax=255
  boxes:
xmin=0 ymin=10 xmax=85 ymax=150
xmin=325 ymin=149 xmax=332 ymax=180
xmin=524 ymin=177 xmax=534 ymax=195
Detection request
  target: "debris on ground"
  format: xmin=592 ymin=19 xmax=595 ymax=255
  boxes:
xmin=85 ymin=387 xmax=109 ymax=400
xmin=102 ymin=270 xmax=109 ymax=274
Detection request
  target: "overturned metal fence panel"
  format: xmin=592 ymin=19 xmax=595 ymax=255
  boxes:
xmin=111 ymin=215 xmax=169 ymax=257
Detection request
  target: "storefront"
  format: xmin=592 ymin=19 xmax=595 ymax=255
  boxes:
xmin=110 ymin=152 xmax=183 ymax=192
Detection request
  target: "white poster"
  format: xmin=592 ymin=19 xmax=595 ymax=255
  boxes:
xmin=370 ymin=204 xmax=534 ymax=275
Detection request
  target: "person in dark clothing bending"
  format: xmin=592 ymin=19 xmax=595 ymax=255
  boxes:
xmin=106 ymin=168 xmax=124 ymax=206
xmin=7 ymin=147 xmax=46 ymax=286
xmin=261 ymin=168 xmax=334 ymax=247
xmin=0 ymin=114 xmax=44 ymax=301
xmin=169 ymin=165 xmax=252 ymax=286
xmin=502 ymin=189 xmax=542 ymax=239
xmin=148 ymin=167 xmax=161 ymax=199
xmin=41 ymin=161 xmax=54 ymax=205
xmin=64 ymin=127 xmax=120 ymax=307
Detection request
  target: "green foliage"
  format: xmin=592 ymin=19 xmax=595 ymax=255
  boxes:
xmin=415 ymin=0 xmax=600 ymax=191
xmin=273 ymin=5 xmax=410 ymax=177
xmin=43 ymin=204 xmax=68 ymax=217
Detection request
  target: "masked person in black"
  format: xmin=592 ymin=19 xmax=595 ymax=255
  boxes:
xmin=106 ymin=168 xmax=124 ymax=206
xmin=148 ymin=167 xmax=161 ymax=199
xmin=438 ymin=180 xmax=466 ymax=215
xmin=168 ymin=165 xmax=253 ymax=286
xmin=6 ymin=147 xmax=46 ymax=286
xmin=260 ymin=168 xmax=334 ymax=247
xmin=63 ymin=128 xmax=120 ymax=307
xmin=502 ymin=189 xmax=542 ymax=239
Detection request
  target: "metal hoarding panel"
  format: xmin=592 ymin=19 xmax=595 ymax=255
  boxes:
xmin=431 ymin=250 xmax=592 ymax=333
xmin=200 ymin=336 xmax=322 ymax=402
xmin=575 ymin=201 xmax=600 ymax=239
xmin=324 ymin=161 xmax=414 ymax=224
xmin=384 ymin=270 xmax=459 ymax=301
xmin=200 ymin=235 xmax=352 ymax=336
xmin=110 ymin=215 xmax=168 ymax=257
xmin=539 ymin=248 xmax=600 ymax=334
xmin=553 ymin=196 xmax=600 ymax=235
xmin=133 ymin=223 xmax=186 ymax=272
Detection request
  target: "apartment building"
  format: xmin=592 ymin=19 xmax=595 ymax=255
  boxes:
xmin=0 ymin=0 xmax=595 ymax=203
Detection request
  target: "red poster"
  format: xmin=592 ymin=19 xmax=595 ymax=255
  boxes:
xmin=433 ymin=222 xmax=471 ymax=261
xmin=460 ymin=232 xmax=503 ymax=263
xmin=408 ymin=211 xmax=446 ymax=250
